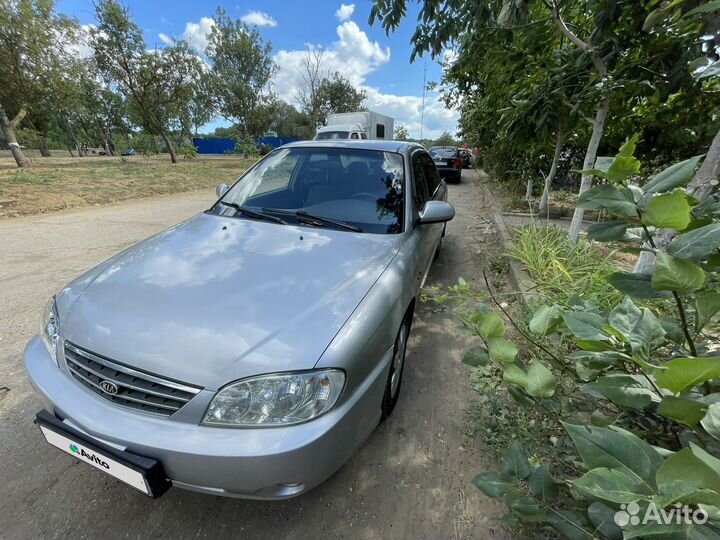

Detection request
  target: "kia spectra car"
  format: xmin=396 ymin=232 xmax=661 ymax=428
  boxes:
xmin=24 ymin=140 xmax=455 ymax=499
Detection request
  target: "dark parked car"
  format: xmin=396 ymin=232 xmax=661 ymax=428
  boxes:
xmin=428 ymin=146 xmax=462 ymax=183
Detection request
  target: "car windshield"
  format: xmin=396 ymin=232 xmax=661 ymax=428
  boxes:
xmin=428 ymin=146 xmax=456 ymax=157
xmin=214 ymin=147 xmax=405 ymax=234
xmin=315 ymin=131 xmax=350 ymax=140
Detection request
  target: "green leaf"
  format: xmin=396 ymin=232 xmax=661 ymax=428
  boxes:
xmin=702 ymin=403 xmax=720 ymax=440
xmin=641 ymin=190 xmax=692 ymax=230
xmin=564 ymin=423 xmax=664 ymax=485
xmin=668 ymin=224 xmax=720 ymax=261
xmin=529 ymin=305 xmax=562 ymax=336
xmin=589 ymin=374 xmax=656 ymax=409
xmin=643 ymin=156 xmax=702 ymax=194
xmin=503 ymin=364 xmax=528 ymax=387
xmin=548 ymin=510 xmax=594 ymax=540
xmin=657 ymin=396 xmax=708 ymax=427
xmin=607 ymin=297 xmax=666 ymax=361
xmin=591 ymin=409 xmax=615 ymax=427
xmin=576 ymin=339 xmax=614 ymax=351
xmin=587 ymin=221 xmax=629 ymax=242
xmin=618 ymin=134 xmax=640 ymax=157
xmin=503 ymin=442 xmax=531 ymax=479
xmin=508 ymin=496 xmax=546 ymax=522
xmin=696 ymin=292 xmax=720 ymax=332
xmin=657 ymin=448 xmax=720 ymax=496
xmin=660 ymin=319 xmax=686 ymax=344
xmin=577 ymin=184 xmax=637 ymax=216
xmin=525 ymin=361 xmax=557 ymax=398
xmin=607 ymin=155 xmax=641 ymax=183
xmin=643 ymin=7 xmax=668 ymax=31
xmin=507 ymin=386 xmax=535 ymax=409
xmin=478 ymin=312 xmax=505 ymax=340
xmin=686 ymin=0 xmax=720 ymax=16
xmin=607 ymin=272 xmax=665 ymax=298
xmin=572 ymin=468 xmax=649 ymax=503
xmin=488 ymin=337 xmax=518 ymax=364
xmin=656 ymin=357 xmax=720 ymax=393
xmin=652 ymin=252 xmax=705 ymax=294
xmin=471 ymin=471 xmax=511 ymax=498
xmin=462 ymin=347 xmax=490 ymax=367
xmin=528 ymin=465 xmax=557 ymax=501
xmin=562 ymin=312 xmax=610 ymax=341
xmin=588 ymin=502 xmax=623 ymax=540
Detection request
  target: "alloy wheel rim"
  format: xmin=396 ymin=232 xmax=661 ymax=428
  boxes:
xmin=390 ymin=323 xmax=407 ymax=398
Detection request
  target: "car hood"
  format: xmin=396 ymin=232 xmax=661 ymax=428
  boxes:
xmin=58 ymin=213 xmax=401 ymax=390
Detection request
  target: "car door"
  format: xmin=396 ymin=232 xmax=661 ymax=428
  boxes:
xmin=408 ymin=149 xmax=439 ymax=291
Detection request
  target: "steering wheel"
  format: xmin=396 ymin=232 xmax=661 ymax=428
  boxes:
xmin=349 ymin=192 xmax=378 ymax=202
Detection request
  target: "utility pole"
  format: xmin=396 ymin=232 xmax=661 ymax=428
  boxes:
xmin=420 ymin=60 xmax=426 ymax=140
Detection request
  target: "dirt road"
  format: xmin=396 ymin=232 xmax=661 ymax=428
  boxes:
xmin=0 ymin=170 xmax=508 ymax=540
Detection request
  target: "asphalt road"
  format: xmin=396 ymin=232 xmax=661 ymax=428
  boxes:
xmin=0 ymin=170 xmax=508 ymax=540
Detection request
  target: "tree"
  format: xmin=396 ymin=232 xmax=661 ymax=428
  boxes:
xmin=316 ymin=73 xmax=367 ymax=125
xmin=372 ymin=0 xmax=718 ymax=241
xmin=91 ymin=0 xmax=206 ymax=163
xmin=394 ymin=124 xmax=410 ymax=140
xmin=296 ymin=47 xmax=330 ymax=130
xmin=206 ymin=7 xmax=277 ymax=135
xmin=0 ymin=0 xmax=79 ymax=166
xmin=434 ymin=131 xmax=457 ymax=147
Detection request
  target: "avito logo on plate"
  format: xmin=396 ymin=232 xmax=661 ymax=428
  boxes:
xmin=68 ymin=443 xmax=111 ymax=470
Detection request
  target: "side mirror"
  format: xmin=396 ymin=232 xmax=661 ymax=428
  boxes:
xmin=419 ymin=200 xmax=455 ymax=225
xmin=215 ymin=183 xmax=229 ymax=198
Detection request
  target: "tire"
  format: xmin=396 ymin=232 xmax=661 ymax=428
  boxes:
xmin=381 ymin=309 xmax=412 ymax=420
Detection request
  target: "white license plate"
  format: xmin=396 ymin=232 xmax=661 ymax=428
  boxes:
xmin=434 ymin=160 xmax=445 ymax=166
xmin=39 ymin=425 xmax=151 ymax=495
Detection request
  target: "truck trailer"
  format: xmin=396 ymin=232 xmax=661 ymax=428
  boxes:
xmin=314 ymin=111 xmax=395 ymax=141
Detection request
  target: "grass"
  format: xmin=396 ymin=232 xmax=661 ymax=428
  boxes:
xmin=0 ymin=153 xmax=255 ymax=218
xmin=507 ymin=224 xmax=623 ymax=307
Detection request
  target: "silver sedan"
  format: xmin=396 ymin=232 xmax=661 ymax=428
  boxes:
xmin=24 ymin=140 xmax=455 ymax=499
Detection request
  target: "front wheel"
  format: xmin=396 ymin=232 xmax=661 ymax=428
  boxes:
xmin=381 ymin=312 xmax=411 ymax=420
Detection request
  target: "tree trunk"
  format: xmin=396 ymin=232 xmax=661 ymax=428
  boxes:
xmin=159 ymin=129 xmax=178 ymax=163
xmin=38 ymin=138 xmax=52 ymax=157
xmin=634 ymin=126 xmax=720 ymax=273
xmin=539 ymin=129 xmax=564 ymax=216
xmin=568 ymin=98 xmax=609 ymax=243
xmin=0 ymin=104 xmax=30 ymax=168
xmin=60 ymin=112 xmax=82 ymax=157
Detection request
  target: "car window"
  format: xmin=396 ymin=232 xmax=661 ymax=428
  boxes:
xmin=411 ymin=152 xmax=430 ymax=212
xmin=419 ymin=153 xmax=441 ymax=197
xmin=218 ymin=147 xmax=405 ymax=234
xmin=350 ymin=132 xmax=359 ymax=139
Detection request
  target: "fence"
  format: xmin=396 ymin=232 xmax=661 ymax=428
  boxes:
xmin=192 ymin=136 xmax=300 ymax=155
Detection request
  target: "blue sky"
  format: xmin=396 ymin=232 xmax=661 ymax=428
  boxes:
xmin=57 ymin=0 xmax=459 ymax=139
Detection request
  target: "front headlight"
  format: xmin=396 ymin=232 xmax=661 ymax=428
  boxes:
xmin=202 ymin=369 xmax=345 ymax=427
xmin=41 ymin=297 xmax=60 ymax=362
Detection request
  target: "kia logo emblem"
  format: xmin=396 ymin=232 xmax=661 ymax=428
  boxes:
xmin=99 ymin=380 xmax=119 ymax=395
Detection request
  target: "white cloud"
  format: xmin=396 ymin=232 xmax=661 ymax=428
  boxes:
xmin=240 ymin=10 xmax=277 ymax=27
xmin=158 ymin=32 xmax=172 ymax=45
xmin=273 ymin=21 xmax=390 ymax=101
xmin=336 ymin=3 xmax=355 ymax=21
xmin=182 ymin=16 xmax=215 ymax=52
xmin=271 ymin=20 xmax=456 ymax=139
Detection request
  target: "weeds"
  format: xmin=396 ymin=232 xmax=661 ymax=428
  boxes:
xmin=507 ymin=225 xmax=621 ymax=307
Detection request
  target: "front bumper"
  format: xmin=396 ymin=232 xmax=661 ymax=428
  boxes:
xmin=24 ymin=336 xmax=390 ymax=499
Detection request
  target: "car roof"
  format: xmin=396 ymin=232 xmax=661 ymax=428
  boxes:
xmin=280 ymin=139 xmax=424 ymax=154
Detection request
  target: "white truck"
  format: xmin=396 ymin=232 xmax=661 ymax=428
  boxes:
xmin=314 ymin=111 xmax=394 ymax=141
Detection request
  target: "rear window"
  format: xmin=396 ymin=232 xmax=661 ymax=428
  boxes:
xmin=315 ymin=131 xmax=349 ymax=140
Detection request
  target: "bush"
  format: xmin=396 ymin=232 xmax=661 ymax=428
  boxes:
xmin=178 ymin=145 xmax=198 ymax=160
xmin=131 ymin=133 xmax=159 ymax=158
xmin=454 ymin=141 xmax=720 ymax=538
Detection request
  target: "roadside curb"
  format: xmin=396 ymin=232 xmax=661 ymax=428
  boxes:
xmin=473 ymin=169 xmax=536 ymax=305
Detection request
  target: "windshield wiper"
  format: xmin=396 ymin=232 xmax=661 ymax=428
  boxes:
xmin=219 ymin=201 xmax=287 ymax=225
xmin=262 ymin=208 xmax=362 ymax=232
xmin=295 ymin=211 xmax=362 ymax=232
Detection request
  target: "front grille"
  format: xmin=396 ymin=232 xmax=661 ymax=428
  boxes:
xmin=64 ymin=342 xmax=201 ymax=416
